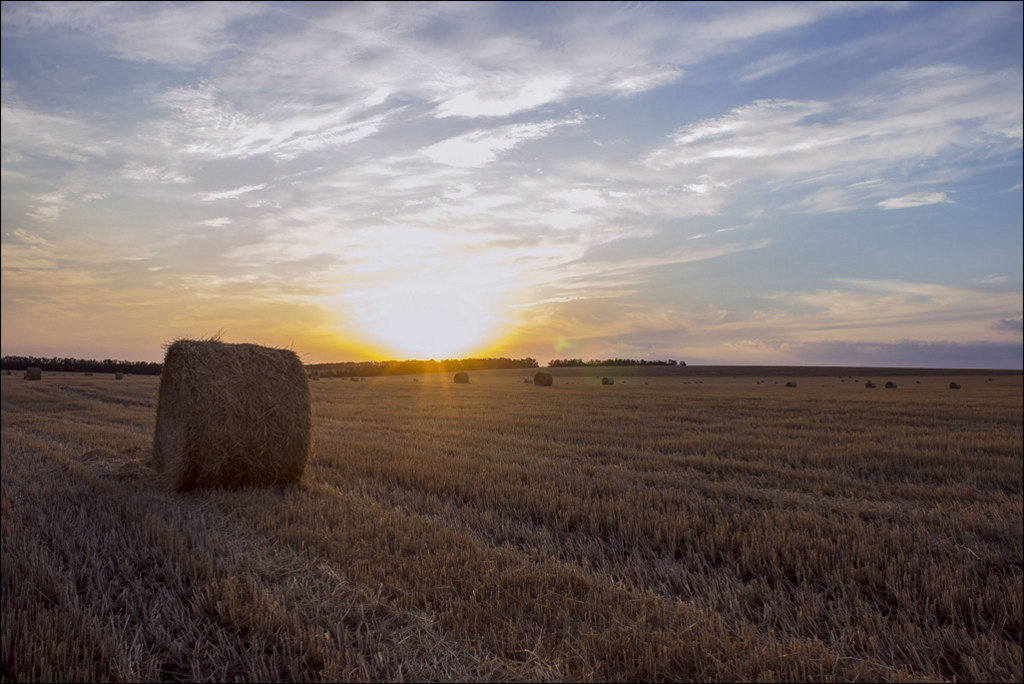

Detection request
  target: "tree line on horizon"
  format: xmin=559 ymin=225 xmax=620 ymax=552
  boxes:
xmin=1 ymin=354 xmax=687 ymax=378
xmin=306 ymin=357 xmax=541 ymax=377
xmin=0 ymin=355 xmax=162 ymax=375
xmin=547 ymin=358 xmax=684 ymax=368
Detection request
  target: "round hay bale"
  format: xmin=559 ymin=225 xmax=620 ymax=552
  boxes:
xmin=865 ymin=381 xmax=876 ymax=388
xmin=453 ymin=372 xmax=470 ymax=384
xmin=350 ymin=376 xmax=360 ymax=382
xmin=533 ymin=372 xmax=553 ymax=387
xmin=524 ymin=378 xmax=532 ymax=383
xmin=785 ymin=381 xmax=797 ymax=388
xmin=884 ymin=381 xmax=897 ymax=389
xmin=601 ymin=377 xmax=614 ymax=385
xmin=152 ymin=339 xmax=311 ymax=491
xmin=949 ymin=382 xmax=961 ymax=390
xmin=24 ymin=367 xmax=42 ymax=381
xmin=115 ymin=372 xmax=124 ymax=380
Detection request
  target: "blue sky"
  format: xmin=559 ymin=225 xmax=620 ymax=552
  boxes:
xmin=2 ymin=1 xmax=1021 ymax=366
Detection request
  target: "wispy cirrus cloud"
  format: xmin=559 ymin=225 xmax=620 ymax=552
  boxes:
xmin=877 ymin=191 xmax=953 ymax=210
xmin=1 ymin=1 xmax=261 ymax=67
xmin=421 ymin=114 xmax=585 ymax=167
xmin=202 ymin=184 xmax=266 ymax=202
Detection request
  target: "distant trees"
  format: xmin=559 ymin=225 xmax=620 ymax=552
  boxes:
xmin=0 ymin=355 xmax=543 ymax=378
xmin=0 ymin=355 xmax=162 ymax=375
xmin=306 ymin=357 xmax=539 ymax=378
xmin=548 ymin=358 xmax=683 ymax=368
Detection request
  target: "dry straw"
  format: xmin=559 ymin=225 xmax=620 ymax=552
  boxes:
xmin=24 ymin=367 xmax=42 ymax=381
xmin=453 ymin=372 xmax=470 ymax=384
xmin=152 ymin=339 xmax=311 ymax=491
xmin=533 ymin=372 xmax=553 ymax=386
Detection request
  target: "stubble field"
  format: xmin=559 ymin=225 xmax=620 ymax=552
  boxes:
xmin=1 ymin=368 xmax=1021 ymax=682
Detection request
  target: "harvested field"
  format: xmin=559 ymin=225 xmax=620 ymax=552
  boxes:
xmin=2 ymin=369 xmax=1021 ymax=682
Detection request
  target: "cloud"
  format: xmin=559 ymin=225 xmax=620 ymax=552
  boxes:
xmin=120 ymin=162 xmax=191 ymax=184
xmin=200 ymin=218 xmax=232 ymax=228
xmin=0 ymin=100 xmax=105 ymax=163
xmin=877 ymin=191 xmax=953 ymax=210
xmin=147 ymin=83 xmax=394 ymax=161
xmin=754 ymin=278 xmax=1024 ymax=345
xmin=714 ymin=339 xmax=1023 ymax=369
xmin=645 ymin=65 xmax=1021 ymax=212
xmin=991 ymin=318 xmax=1022 ymax=334
xmin=202 ymin=184 xmax=266 ymax=202
xmin=421 ymin=114 xmax=584 ymax=168
xmin=1 ymin=2 xmax=261 ymax=67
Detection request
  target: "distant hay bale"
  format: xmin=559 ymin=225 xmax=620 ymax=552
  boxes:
xmin=453 ymin=372 xmax=469 ymax=383
xmin=865 ymin=381 xmax=876 ymax=388
xmin=533 ymin=372 xmax=553 ymax=386
xmin=785 ymin=381 xmax=797 ymax=388
xmin=524 ymin=378 xmax=532 ymax=384
xmin=24 ymin=367 xmax=42 ymax=381
xmin=84 ymin=372 xmax=93 ymax=377
xmin=152 ymin=339 xmax=311 ymax=491
xmin=884 ymin=381 xmax=897 ymax=389
xmin=350 ymin=376 xmax=360 ymax=382
xmin=949 ymin=382 xmax=961 ymax=390
xmin=115 ymin=373 xmax=124 ymax=380
xmin=601 ymin=377 xmax=614 ymax=385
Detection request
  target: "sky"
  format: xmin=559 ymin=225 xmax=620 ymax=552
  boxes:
xmin=2 ymin=1 xmax=1022 ymax=368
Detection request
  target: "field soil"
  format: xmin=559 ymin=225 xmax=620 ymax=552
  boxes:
xmin=2 ymin=368 xmax=1021 ymax=682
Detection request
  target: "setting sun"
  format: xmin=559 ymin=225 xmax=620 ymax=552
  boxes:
xmin=347 ymin=273 xmax=505 ymax=360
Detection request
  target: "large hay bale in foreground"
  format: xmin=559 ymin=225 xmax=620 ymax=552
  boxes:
xmin=453 ymin=372 xmax=469 ymax=384
xmin=534 ymin=372 xmax=553 ymax=386
xmin=24 ymin=367 xmax=42 ymax=381
xmin=152 ymin=339 xmax=311 ymax=490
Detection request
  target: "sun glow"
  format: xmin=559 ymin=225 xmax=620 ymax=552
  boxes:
xmin=346 ymin=272 xmax=507 ymax=360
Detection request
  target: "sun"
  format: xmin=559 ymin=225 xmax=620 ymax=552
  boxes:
xmin=348 ymin=272 xmax=504 ymax=360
